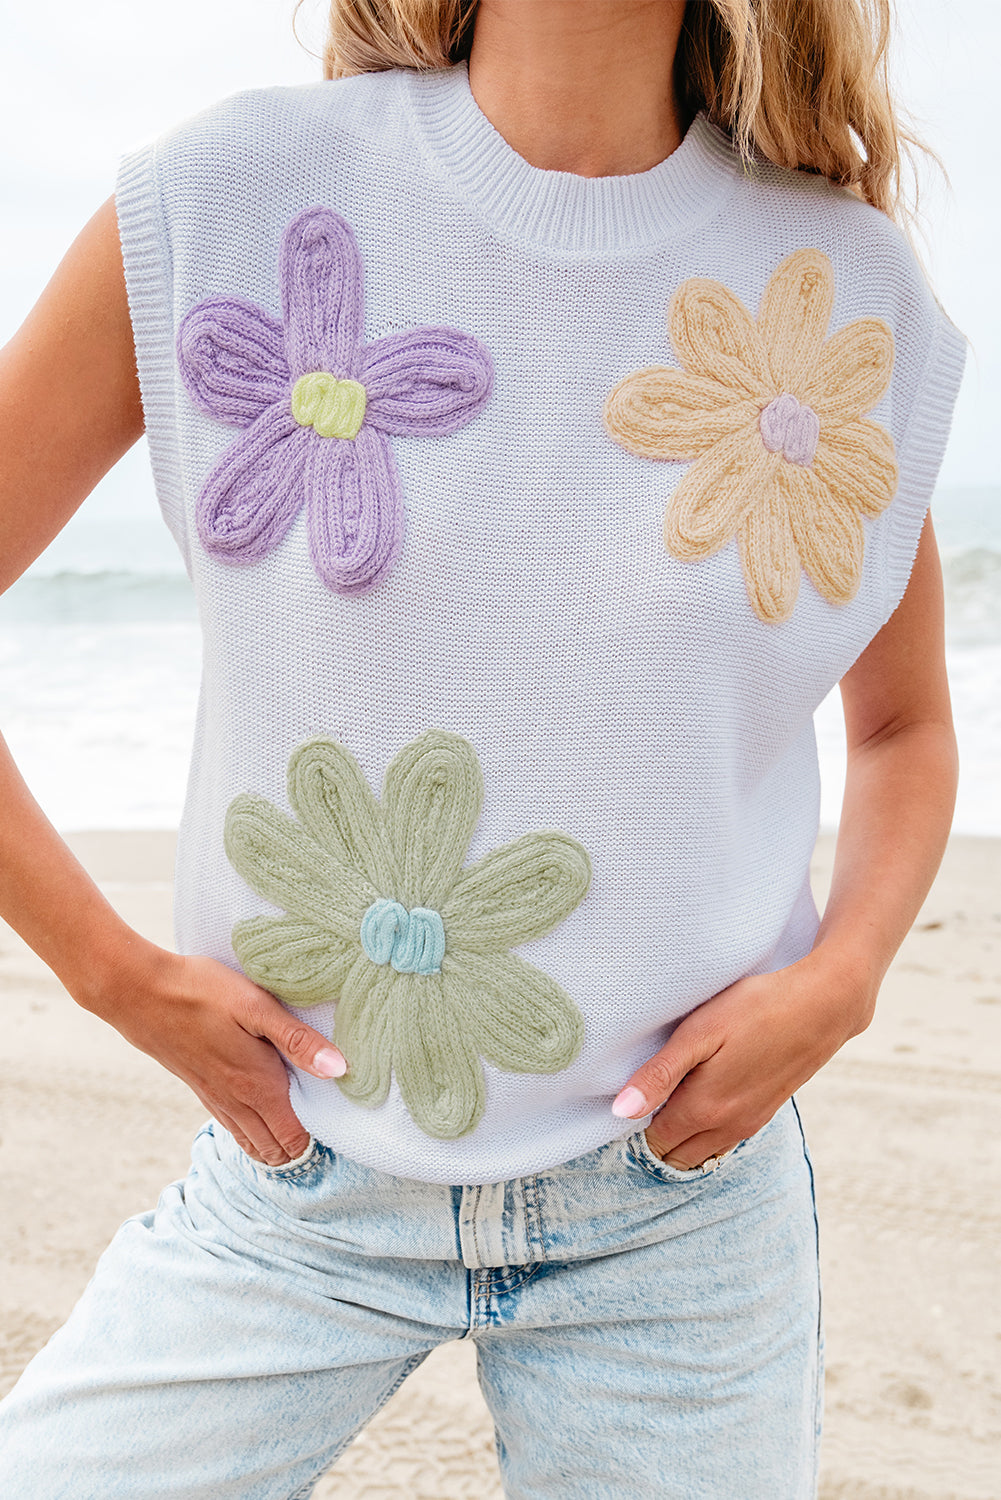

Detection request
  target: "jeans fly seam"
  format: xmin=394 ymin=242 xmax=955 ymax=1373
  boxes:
xmin=0 ymin=1105 xmax=822 ymax=1494
xmin=472 ymin=1267 xmax=492 ymax=1330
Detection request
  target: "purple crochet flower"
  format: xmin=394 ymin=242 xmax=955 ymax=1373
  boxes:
xmin=176 ymin=207 xmax=494 ymax=595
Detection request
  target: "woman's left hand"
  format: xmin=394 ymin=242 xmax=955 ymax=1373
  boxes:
xmin=611 ymin=950 xmax=876 ymax=1168
xmin=612 ymin=519 xmax=957 ymax=1171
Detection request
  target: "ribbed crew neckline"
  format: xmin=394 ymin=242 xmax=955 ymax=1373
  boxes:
xmin=405 ymin=61 xmax=740 ymax=256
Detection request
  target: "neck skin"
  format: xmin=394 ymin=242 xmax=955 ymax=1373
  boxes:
xmin=466 ymin=0 xmax=689 ymax=178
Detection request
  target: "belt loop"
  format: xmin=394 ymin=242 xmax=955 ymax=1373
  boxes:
xmin=457 ymin=1177 xmax=536 ymax=1267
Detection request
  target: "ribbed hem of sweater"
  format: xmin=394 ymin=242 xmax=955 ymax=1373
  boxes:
xmin=115 ymin=142 xmax=190 ymax=564
xmin=883 ymin=309 xmax=968 ymax=619
xmin=405 ymin=61 xmax=740 ymax=256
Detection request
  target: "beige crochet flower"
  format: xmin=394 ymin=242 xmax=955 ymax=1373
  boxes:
xmin=603 ymin=249 xmax=898 ymax=623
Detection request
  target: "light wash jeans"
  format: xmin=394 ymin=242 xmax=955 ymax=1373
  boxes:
xmin=0 ymin=1098 xmax=822 ymax=1499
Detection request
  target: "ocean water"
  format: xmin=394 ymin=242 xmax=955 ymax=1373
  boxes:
xmin=1 ymin=488 xmax=998 ymax=834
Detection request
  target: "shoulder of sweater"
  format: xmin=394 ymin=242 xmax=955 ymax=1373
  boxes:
xmin=734 ymin=154 xmax=906 ymax=260
xmin=145 ymin=69 xmax=413 ymax=175
xmin=728 ymin=152 xmax=952 ymax=338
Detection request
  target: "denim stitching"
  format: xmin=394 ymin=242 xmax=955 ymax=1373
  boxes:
xmin=627 ymin=1127 xmax=743 ymax=1184
xmin=524 ymin=1173 xmax=545 ymax=1262
xmin=485 ymin=1261 xmax=544 ymax=1298
xmin=285 ymin=1477 xmax=320 ymax=1500
xmin=255 ymin=1138 xmax=325 ymax=1181
xmin=470 ymin=1267 xmax=491 ymax=1329
xmin=313 ymin=1348 xmax=432 ymax=1481
xmin=470 ymin=1183 xmax=485 ymax=1267
xmin=791 ymin=1094 xmax=824 ymax=1493
xmin=624 ymin=1128 xmax=691 ymax=1182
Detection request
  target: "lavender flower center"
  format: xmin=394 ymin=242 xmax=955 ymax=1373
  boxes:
xmin=758 ymin=392 xmax=820 ymax=467
xmin=292 ymin=371 xmax=367 ymax=440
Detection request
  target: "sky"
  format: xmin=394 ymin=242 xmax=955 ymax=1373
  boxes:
xmin=0 ymin=0 xmax=996 ymax=507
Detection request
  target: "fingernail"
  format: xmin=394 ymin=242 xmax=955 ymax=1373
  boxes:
xmin=313 ymin=1047 xmax=347 ymax=1079
xmin=611 ymin=1085 xmax=647 ymax=1119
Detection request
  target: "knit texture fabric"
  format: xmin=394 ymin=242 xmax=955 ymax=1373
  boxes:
xmin=225 ymin=730 xmax=589 ymax=1139
xmin=176 ymin=205 xmax=493 ymax=595
xmin=115 ymin=62 xmax=966 ymax=1183
xmin=603 ymin=249 xmax=898 ymax=622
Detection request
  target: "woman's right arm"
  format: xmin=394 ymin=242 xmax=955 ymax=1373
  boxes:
xmin=0 ymin=197 xmax=345 ymax=1163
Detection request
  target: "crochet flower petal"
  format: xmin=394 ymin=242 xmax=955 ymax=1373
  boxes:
xmin=381 ymin=730 xmax=483 ymax=909
xmin=737 ymin=489 xmax=802 ymax=624
xmin=333 ymin=953 xmax=395 ymax=1109
xmin=442 ymin=951 xmax=585 ymax=1074
xmin=177 ymin=296 xmax=289 ymax=426
xmin=669 ymin=277 xmax=772 ymax=399
xmin=197 ymin=407 xmax=309 ymax=564
xmin=224 ymin=793 xmax=374 ymax=938
xmin=231 ymin=915 xmax=355 ymax=1005
xmin=304 ymin=424 xmax=403 ymax=596
xmin=393 ymin=971 xmax=486 ymax=1139
xmin=812 ymin=420 xmax=898 ymax=519
xmin=603 ymin=367 xmax=761 ymax=460
xmin=362 ymin=328 xmax=494 ymax=437
xmin=782 ymin=466 xmax=865 ymax=605
xmin=664 ymin=425 xmax=781 ymax=560
xmin=281 ymin=207 xmax=364 ymax=381
xmin=802 ymin=318 xmax=895 ymax=422
xmin=225 ymin=729 xmax=592 ymax=1139
xmin=756 ymin=249 xmax=834 ymax=394
xmin=287 ymin=737 xmax=397 ymax=893
xmin=442 ymin=832 xmax=591 ymax=953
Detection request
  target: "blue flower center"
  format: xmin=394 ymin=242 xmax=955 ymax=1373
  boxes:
xmin=360 ymin=898 xmax=446 ymax=976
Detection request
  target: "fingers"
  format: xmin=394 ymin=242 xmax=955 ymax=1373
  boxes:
xmin=217 ymin=976 xmax=340 ymax=1165
xmin=235 ymin=1106 xmax=310 ymax=1167
xmin=641 ymin=1068 xmax=772 ymax=1166
xmin=243 ymin=987 xmax=347 ymax=1081
xmin=611 ymin=1013 xmax=719 ymax=1122
xmin=194 ymin=1025 xmax=318 ymax=1167
xmin=645 ymin=1124 xmax=736 ymax=1170
xmin=199 ymin=1092 xmax=303 ymax=1167
xmin=609 ymin=1004 xmax=738 ymax=1167
xmin=225 ymin=1038 xmax=318 ymax=1164
xmin=211 ymin=1107 xmax=271 ymax=1164
xmin=109 ymin=953 xmax=336 ymax=1169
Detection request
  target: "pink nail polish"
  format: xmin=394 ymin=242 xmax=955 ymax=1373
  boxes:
xmin=313 ymin=1047 xmax=347 ymax=1079
xmin=611 ymin=1085 xmax=647 ymax=1119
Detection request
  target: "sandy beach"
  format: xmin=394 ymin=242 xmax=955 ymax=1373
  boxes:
xmin=1 ymin=830 xmax=998 ymax=1498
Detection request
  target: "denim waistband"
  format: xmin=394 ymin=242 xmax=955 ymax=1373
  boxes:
xmin=219 ymin=1098 xmax=800 ymax=1270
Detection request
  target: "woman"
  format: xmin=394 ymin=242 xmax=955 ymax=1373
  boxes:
xmin=0 ymin=1 xmax=964 ymax=1495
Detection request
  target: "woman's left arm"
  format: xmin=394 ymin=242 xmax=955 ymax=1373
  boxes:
xmin=613 ymin=517 xmax=959 ymax=1167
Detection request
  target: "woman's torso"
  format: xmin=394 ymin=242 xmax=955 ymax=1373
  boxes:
xmin=115 ymin=63 xmax=963 ymax=1182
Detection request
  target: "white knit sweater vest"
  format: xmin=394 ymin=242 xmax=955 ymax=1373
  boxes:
xmin=116 ymin=63 xmax=965 ymax=1183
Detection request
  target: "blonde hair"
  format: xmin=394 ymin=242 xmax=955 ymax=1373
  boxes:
xmin=313 ymin=0 xmax=923 ymax=223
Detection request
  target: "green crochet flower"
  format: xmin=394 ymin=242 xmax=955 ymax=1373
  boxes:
xmin=224 ymin=730 xmax=591 ymax=1139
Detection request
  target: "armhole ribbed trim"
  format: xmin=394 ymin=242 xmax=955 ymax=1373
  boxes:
xmin=882 ymin=309 xmax=967 ymax=622
xmin=114 ymin=142 xmax=190 ymax=567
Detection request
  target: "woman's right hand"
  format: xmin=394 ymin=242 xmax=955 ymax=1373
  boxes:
xmin=87 ymin=944 xmax=346 ymax=1167
xmin=0 ymin=197 xmax=345 ymax=1168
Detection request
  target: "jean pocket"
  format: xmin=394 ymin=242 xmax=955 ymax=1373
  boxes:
xmin=628 ymin=1127 xmax=743 ymax=1183
xmin=245 ymin=1134 xmax=326 ymax=1180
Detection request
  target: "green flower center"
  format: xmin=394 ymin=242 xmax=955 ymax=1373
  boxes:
xmin=291 ymin=371 xmax=367 ymax=440
xmin=360 ymin=897 xmax=446 ymax=976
